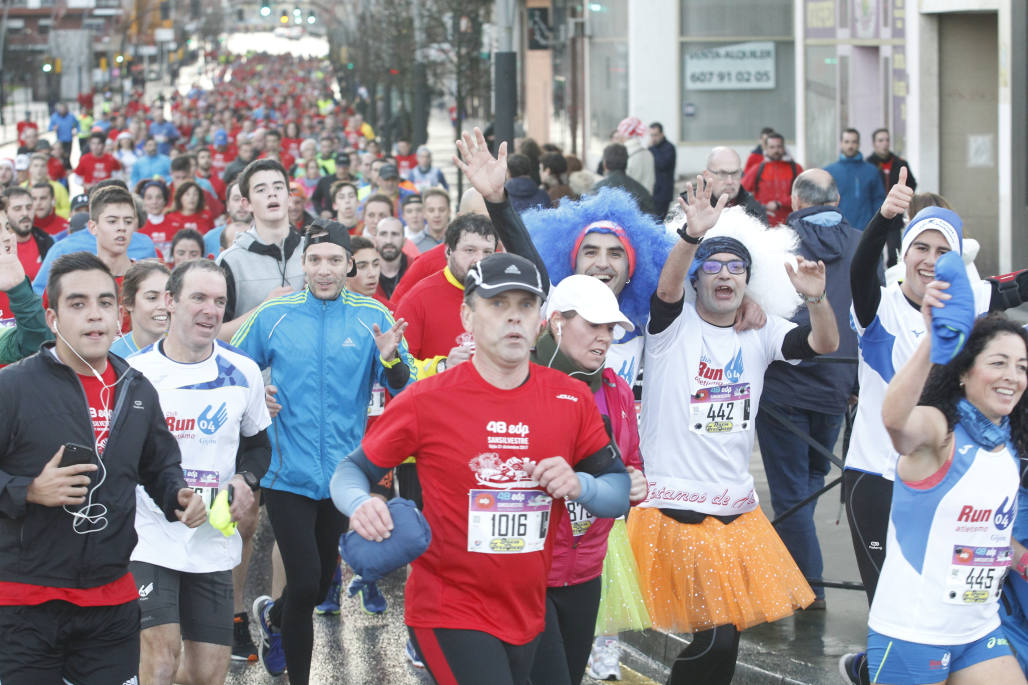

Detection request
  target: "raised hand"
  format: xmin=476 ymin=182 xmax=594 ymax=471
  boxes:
xmin=677 ymin=174 xmax=729 ymax=239
xmin=454 ymin=127 xmax=508 ymax=203
xmin=880 ymin=166 xmax=913 ymax=220
xmin=0 ymin=231 xmax=26 ymax=292
xmin=785 ymin=256 xmax=828 ymax=299
xmin=373 ymin=318 xmax=408 ymax=362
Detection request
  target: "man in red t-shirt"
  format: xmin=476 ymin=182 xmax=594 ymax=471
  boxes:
xmin=72 ymin=132 xmax=122 ymax=192
xmin=331 ymin=253 xmax=629 ymax=684
xmin=0 ymin=251 xmax=205 ymax=684
xmin=395 ymin=214 xmax=497 ymax=367
xmin=3 ymin=187 xmax=51 ymax=281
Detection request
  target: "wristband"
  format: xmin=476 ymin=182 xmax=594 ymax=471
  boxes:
xmin=802 ymin=291 xmax=827 ymax=305
xmin=677 ymin=225 xmax=702 ymax=245
xmin=380 ymin=354 xmax=400 ymax=368
xmin=1017 ymin=551 xmax=1028 ymax=581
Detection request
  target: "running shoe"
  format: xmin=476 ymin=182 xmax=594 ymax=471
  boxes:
xmin=315 ymin=564 xmax=342 ymax=615
xmin=347 ymin=576 xmax=387 ymax=615
xmin=253 ymin=595 xmax=286 ymax=676
xmin=405 ymin=638 xmax=425 ymax=669
xmin=586 ymin=636 xmax=621 ymax=681
xmin=231 ymin=612 xmax=258 ymax=662
xmin=838 ymin=651 xmax=863 ymax=684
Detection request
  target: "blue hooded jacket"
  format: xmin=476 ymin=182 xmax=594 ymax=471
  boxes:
xmin=762 ymin=206 xmax=862 ymax=414
xmin=231 ymin=289 xmax=415 ymax=499
xmin=824 ymin=153 xmax=886 ymax=232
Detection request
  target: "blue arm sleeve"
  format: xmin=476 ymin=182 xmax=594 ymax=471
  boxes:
xmin=330 ymin=446 xmax=391 ymax=516
xmin=572 ymin=459 xmax=630 ymax=519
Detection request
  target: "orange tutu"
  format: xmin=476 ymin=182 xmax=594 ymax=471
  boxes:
xmin=627 ymin=507 xmax=814 ymax=633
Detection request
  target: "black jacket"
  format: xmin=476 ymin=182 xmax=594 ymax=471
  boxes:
xmin=0 ymin=345 xmax=186 ymax=588
xmin=595 ymin=171 xmax=655 ymax=216
xmin=866 ymin=152 xmax=917 ymax=193
xmin=28 ymin=227 xmax=54 ymax=261
xmin=505 ymin=176 xmax=552 ymax=213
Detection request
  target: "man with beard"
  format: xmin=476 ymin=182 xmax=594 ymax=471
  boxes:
xmin=741 ymin=133 xmax=802 ymax=226
xmin=693 ymin=147 xmax=766 ymax=225
xmin=2 ymin=188 xmax=53 ymax=284
xmin=375 ymin=217 xmax=414 ymax=301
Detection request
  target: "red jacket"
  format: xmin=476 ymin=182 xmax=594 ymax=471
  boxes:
xmin=547 ymin=369 xmax=644 ymax=587
xmin=741 ymin=158 xmax=802 ymax=226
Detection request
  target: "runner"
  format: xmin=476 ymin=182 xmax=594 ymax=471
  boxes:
xmin=129 ymin=259 xmax=271 ymax=685
xmin=867 ymin=294 xmax=1027 ymax=684
xmin=0 ymin=252 xmax=205 ymax=684
xmin=110 ymin=260 xmax=170 ymax=358
xmin=231 ymin=219 xmax=416 ymax=684
xmin=528 ymin=274 xmax=649 ymax=685
xmin=331 ymin=252 xmax=631 ymax=685
xmin=629 ymin=177 xmax=839 ymax=684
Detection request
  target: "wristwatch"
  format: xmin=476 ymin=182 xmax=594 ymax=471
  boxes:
xmin=677 ymin=224 xmax=702 ymax=245
xmin=237 ymin=471 xmax=260 ymax=492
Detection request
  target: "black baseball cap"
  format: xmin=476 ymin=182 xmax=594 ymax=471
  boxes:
xmin=378 ymin=163 xmax=399 ymax=180
xmin=464 ymin=253 xmax=545 ymax=299
xmin=304 ymin=218 xmax=357 ymax=276
xmin=71 ymin=193 xmax=90 ymax=211
xmin=335 ymin=151 xmax=351 ymax=166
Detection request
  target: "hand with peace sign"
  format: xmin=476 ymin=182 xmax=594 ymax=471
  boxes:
xmin=880 ymin=165 xmax=914 ymax=220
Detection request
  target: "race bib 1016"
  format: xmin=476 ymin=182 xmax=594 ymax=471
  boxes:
xmin=467 ymin=488 xmax=552 ymax=554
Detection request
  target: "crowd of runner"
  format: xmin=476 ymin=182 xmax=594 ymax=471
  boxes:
xmin=0 ymin=48 xmax=1027 ymax=685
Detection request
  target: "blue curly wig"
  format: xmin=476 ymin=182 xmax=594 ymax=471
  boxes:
xmin=521 ymin=187 xmax=674 ymax=335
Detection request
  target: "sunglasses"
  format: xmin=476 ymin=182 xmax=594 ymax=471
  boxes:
xmin=700 ymin=259 xmax=747 ymax=276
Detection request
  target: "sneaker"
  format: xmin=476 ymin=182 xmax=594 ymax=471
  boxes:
xmin=405 ymin=638 xmax=425 ymax=669
xmin=838 ymin=651 xmax=863 ymax=684
xmin=804 ymin=597 xmax=827 ymax=611
xmin=231 ymin=612 xmax=258 ymax=662
xmin=348 ymin=576 xmax=387 ymax=615
xmin=253 ymin=595 xmax=286 ymax=676
xmin=586 ymin=636 xmax=621 ymax=681
xmin=315 ymin=564 xmax=342 ymax=615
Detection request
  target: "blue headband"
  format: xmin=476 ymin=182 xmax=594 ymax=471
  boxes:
xmin=688 ymin=236 xmax=753 ymax=284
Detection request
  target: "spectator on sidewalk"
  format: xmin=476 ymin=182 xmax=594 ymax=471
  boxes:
xmin=824 ymin=128 xmax=885 ymax=232
xmin=741 ymin=132 xmax=802 ymax=226
xmin=615 ymin=117 xmax=655 ymax=196
xmin=505 ymin=154 xmax=551 ymax=214
xmin=649 ymin=122 xmax=677 ymax=219
xmin=595 ymin=144 xmax=655 ymax=216
xmin=697 ymin=147 xmax=767 ymax=225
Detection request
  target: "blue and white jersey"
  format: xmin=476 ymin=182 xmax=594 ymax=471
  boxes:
xmin=846 ymin=281 xmax=990 ymax=479
xmin=868 ymin=423 xmax=1019 ymax=645
xmin=129 ymin=340 xmax=271 ymax=573
xmin=606 ymin=327 xmax=643 ymax=387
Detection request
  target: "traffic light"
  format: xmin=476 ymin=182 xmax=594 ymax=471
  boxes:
xmin=346 ymin=62 xmax=354 ymax=70
xmin=306 ymin=10 xmax=315 ymax=23
xmin=259 ymin=2 xmax=271 ymax=16
xmin=280 ymin=9 xmax=288 ymax=23
xmin=41 ymin=58 xmax=53 ymax=73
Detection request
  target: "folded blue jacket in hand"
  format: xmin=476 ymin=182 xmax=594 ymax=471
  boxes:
xmin=340 ymin=498 xmax=431 ymax=583
xmin=930 ymin=250 xmax=975 ymax=364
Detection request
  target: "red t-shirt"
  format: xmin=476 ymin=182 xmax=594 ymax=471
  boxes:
xmin=36 ymin=212 xmax=69 ymax=237
xmin=74 ymin=153 xmax=122 ymax=187
xmin=363 ymin=362 xmax=609 ymax=644
xmin=395 ymin=154 xmax=417 ymax=177
xmin=0 ymin=363 xmax=137 ymax=607
xmin=394 ymin=267 xmax=464 ymax=359
xmin=209 ymin=146 xmax=236 ymax=177
xmin=164 ymin=210 xmax=216 ymax=235
xmin=139 ymin=216 xmax=173 ymax=256
xmin=390 ymin=243 xmax=447 ymax=306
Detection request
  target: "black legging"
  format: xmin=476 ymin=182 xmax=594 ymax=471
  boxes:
xmin=529 ymin=576 xmax=602 ymax=685
xmin=668 ymin=624 xmax=740 ymax=685
xmin=842 ymin=468 xmax=893 ymax=606
xmin=410 ymin=626 xmax=541 ymax=685
xmin=264 ymin=489 xmax=349 ymax=685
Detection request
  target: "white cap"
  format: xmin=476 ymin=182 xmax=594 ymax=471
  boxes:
xmin=546 ymin=274 xmax=634 ymax=332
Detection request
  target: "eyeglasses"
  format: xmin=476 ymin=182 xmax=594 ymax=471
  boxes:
xmin=700 ymin=259 xmax=747 ymax=276
xmin=706 ymin=168 xmax=742 ymax=180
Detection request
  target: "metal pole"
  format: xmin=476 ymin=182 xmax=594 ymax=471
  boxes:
xmin=493 ymin=0 xmax=515 ymax=152
xmin=411 ymin=0 xmax=428 ymax=147
xmin=0 ymin=0 xmax=11 ymax=125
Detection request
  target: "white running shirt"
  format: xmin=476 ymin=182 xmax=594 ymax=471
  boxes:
xmin=639 ymin=302 xmax=797 ymax=516
xmin=129 ymin=340 xmax=271 ymax=573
